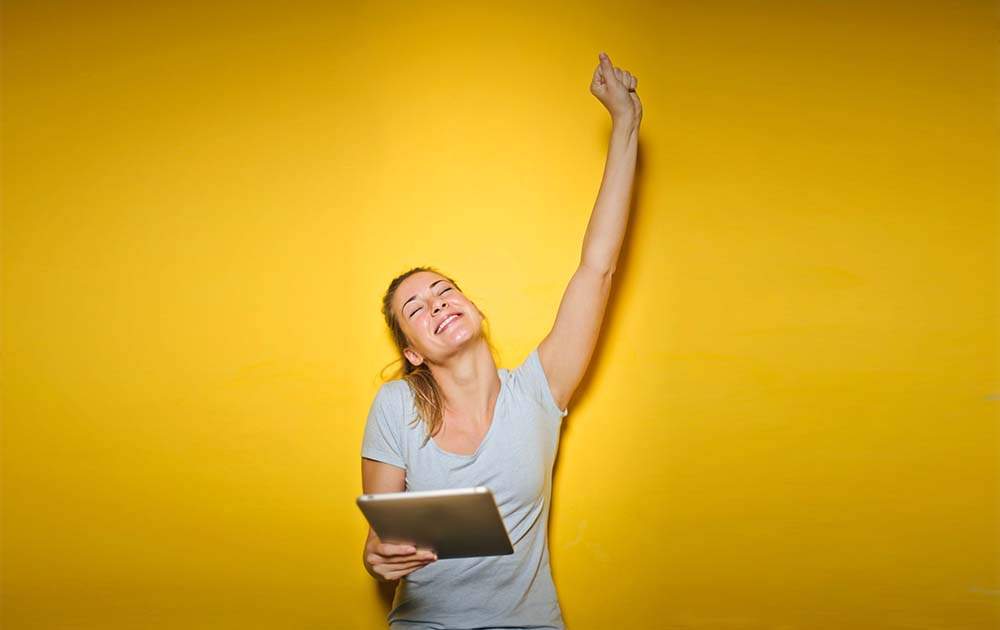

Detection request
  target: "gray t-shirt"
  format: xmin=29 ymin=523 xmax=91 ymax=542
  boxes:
xmin=361 ymin=346 xmax=569 ymax=630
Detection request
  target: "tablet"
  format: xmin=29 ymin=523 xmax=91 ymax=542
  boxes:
xmin=356 ymin=486 xmax=513 ymax=559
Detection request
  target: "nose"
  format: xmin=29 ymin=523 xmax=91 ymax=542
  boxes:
xmin=433 ymin=299 xmax=448 ymax=314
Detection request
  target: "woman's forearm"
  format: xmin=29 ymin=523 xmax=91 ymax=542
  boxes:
xmin=580 ymin=119 xmax=639 ymax=275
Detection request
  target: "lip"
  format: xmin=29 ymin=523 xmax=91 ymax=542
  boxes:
xmin=434 ymin=313 xmax=462 ymax=335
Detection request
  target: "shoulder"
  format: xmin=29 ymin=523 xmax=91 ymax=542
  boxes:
xmin=364 ymin=380 xmax=415 ymax=440
xmin=508 ymin=346 xmax=541 ymax=382
xmin=374 ymin=378 xmax=410 ymax=405
xmin=507 ymin=345 xmax=569 ymax=418
xmin=371 ymin=379 xmax=418 ymax=422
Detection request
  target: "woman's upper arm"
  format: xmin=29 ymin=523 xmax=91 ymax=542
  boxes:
xmin=361 ymin=458 xmax=405 ymax=539
xmin=361 ymin=458 xmax=405 ymax=550
xmin=362 ymin=457 xmax=406 ymax=495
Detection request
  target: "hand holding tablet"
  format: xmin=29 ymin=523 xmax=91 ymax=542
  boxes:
xmin=364 ymin=535 xmax=438 ymax=582
xmin=356 ymin=487 xmax=514 ymax=560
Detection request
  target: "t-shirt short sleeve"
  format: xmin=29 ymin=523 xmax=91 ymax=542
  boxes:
xmin=360 ymin=382 xmax=406 ymax=469
xmin=514 ymin=345 xmax=570 ymax=418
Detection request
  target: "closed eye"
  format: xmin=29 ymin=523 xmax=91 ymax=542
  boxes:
xmin=407 ymin=288 xmax=453 ymax=318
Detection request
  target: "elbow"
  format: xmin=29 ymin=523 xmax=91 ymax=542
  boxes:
xmin=580 ymin=259 xmax=616 ymax=279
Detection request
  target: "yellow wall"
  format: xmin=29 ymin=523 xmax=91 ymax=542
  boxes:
xmin=2 ymin=1 xmax=996 ymax=628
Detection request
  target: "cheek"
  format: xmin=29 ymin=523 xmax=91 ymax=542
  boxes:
xmin=399 ymin=316 xmax=419 ymax=341
xmin=408 ymin=314 xmax=431 ymax=339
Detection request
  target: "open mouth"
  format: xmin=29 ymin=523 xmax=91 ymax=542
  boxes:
xmin=435 ymin=313 xmax=462 ymax=335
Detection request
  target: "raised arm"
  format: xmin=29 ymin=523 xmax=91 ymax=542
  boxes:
xmin=538 ymin=52 xmax=642 ymax=411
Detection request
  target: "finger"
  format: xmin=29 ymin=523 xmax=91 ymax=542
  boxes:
xmin=599 ymin=52 xmax=614 ymax=79
xmin=383 ymin=558 xmax=433 ymax=571
xmin=624 ymin=71 xmax=634 ymax=88
xmin=384 ymin=565 xmax=425 ymax=580
xmin=613 ymin=67 xmax=623 ymax=84
xmin=383 ymin=548 xmax=436 ymax=563
xmin=377 ymin=542 xmax=417 ymax=556
xmin=382 ymin=559 xmax=436 ymax=580
xmin=591 ymin=64 xmax=604 ymax=87
xmin=401 ymin=550 xmax=437 ymax=563
xmin=365 ymin=554 xmax=428 ymax=572
xmin=368 ymin=551 xmax=425 ymax=566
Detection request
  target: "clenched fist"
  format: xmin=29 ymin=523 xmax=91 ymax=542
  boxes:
xmin=590 ymin=51 xmax=642 ymax=129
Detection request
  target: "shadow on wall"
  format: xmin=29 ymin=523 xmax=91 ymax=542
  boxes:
xmin=547 ymin=126 xmax=646 ymax=630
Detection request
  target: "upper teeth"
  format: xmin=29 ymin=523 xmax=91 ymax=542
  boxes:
xmin=436 ymin=314 xmax=459 ymax=334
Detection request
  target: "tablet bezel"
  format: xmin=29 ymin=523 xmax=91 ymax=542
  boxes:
xmin=356 ymin=486 xmax=513 ymax=559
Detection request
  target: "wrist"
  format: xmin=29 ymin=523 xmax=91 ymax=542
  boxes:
xmin=612 ymin=116 xmax=639 ymax=135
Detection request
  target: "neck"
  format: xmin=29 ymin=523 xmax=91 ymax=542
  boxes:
xmin=428 ymin=340 xmax=500 ymax=427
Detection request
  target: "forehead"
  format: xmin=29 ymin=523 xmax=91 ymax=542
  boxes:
xmin=395 ymin=272 xmax=448 ymax=309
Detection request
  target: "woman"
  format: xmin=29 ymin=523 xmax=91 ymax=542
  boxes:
xmin=361 ymin=51 xmax=642 ymax=629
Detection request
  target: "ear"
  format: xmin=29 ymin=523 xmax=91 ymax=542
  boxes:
xmin=403 ymin=347 xmax=424 ymax=367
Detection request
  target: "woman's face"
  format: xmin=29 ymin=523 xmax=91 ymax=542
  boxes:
xmin=393 ymin=271 xmax=482 ymax=367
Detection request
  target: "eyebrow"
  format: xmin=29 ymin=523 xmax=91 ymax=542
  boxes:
xmin=402 ymin=279 xmax=447 ymax=313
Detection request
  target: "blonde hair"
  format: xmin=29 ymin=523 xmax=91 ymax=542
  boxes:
xmin=380 ymin=266 xmax=500 ymax=446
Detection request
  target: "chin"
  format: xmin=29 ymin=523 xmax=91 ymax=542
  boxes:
xmin=441 ymin=326 xmax=482 ymax=352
